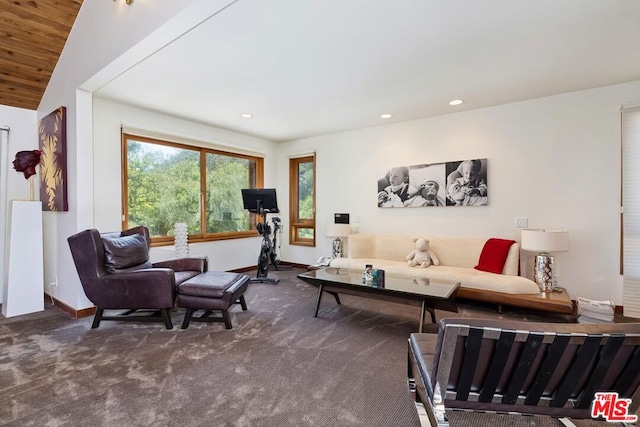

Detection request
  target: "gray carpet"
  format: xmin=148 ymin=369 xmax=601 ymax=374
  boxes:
xmin=0 ymin=267 xmax=575 ymax=427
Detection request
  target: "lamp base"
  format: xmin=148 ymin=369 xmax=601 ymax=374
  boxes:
xmin=533 ymin=252 xmax=556 ymax=293
xmin=332 ymin=238 xmax=343 ymax=258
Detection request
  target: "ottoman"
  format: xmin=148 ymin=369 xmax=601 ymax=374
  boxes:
xmin=176 ymin=271 xmax=250 ymax=329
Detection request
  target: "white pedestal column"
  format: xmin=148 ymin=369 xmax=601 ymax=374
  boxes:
xmin=2 ymin=200 xmax=44 ymax=318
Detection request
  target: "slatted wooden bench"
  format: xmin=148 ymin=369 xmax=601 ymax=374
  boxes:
xmin=408 ymin=318 xmax=640 ymax=426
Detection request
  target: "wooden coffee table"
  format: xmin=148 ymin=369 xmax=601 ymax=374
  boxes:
xmin=297 ymin=268 xmax=460 ymax=332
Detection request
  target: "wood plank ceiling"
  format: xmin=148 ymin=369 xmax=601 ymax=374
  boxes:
xmin=0 ymin=0 xmax=83 ymax=111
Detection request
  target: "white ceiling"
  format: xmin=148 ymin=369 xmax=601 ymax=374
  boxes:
xmin=94 ymin=0 xmax=640 ymax=143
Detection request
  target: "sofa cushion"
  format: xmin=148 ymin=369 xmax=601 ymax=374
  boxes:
xmin=334 ymin=234 xmax=539 ymax=295
xmin=329 ymin=257 xmax=540 ymax=294
xmin=474 ymin=238 xmax=516 ymax=274
xmin=347 ymin=234 xmax=521 ymax=273
xmin=102 ymin=233 xmax=149 ymax=274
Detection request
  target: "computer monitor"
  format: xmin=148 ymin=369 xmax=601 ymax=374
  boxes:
xmin=241 ymin=188 xmax=280 ymax=213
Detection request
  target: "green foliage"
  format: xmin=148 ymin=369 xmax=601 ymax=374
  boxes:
xmin=127 ymin=141 xmax=253 ymax=237
xmin=205 ymin=153 xmax=251 ymax=233
xmin=298 ymin=161 xmax=314 ymax=219
xmin=298 ymin=228 xmax=314 ymax=239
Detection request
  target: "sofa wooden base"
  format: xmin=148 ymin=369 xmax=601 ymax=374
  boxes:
xmin=456 ymin=286 xmax=575 ymax=315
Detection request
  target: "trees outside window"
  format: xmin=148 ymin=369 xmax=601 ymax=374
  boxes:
xmin=289 ymin=155 xmax=315 ymax=246
xmin=123 ymin=134 xmax=263 ymax=245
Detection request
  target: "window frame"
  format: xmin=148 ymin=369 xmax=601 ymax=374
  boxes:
xmin=289 ymin=155 xmax=316 ymax=247
xmin=121 ymin=133 xmax=263 ymax=246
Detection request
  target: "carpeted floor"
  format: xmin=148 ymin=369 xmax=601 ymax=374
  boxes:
xmin=0 ymin=267 xmax=578 ymax=426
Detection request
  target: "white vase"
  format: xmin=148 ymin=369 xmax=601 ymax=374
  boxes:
xmin=174 ymin=222 xmax=189 ymax=258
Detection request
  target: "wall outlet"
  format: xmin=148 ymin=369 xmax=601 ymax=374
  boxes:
xmin=48 ymin=276 xmax=58 ymax=290
xmin=515 ymin=217 xmax=528 ymax=228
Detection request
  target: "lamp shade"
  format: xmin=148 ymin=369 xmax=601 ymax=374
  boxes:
xmin=326 ymin=223 xmax=351 ymax=238
xmin=521 ymin=229 xmax=568 ymax=252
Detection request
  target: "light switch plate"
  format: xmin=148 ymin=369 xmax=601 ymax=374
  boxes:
xmin=515 ymin=217 xmax=528 ymax=228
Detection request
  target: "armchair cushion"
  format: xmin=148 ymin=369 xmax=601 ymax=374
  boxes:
xmin=152 ymin=255 xmax=208 ymax=287
xmin=102 ymin=233 xmax=150 ymax=274
xmin=152 ymin=256 xmax=208 ymax=273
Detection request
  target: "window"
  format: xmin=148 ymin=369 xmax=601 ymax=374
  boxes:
xmin=622 ymin=107 xmax=640 ymax=317
xmin=122 ymin=133 xmax=263 ymax=245
xmin=289 ymin=155 xmax=315 ymax=246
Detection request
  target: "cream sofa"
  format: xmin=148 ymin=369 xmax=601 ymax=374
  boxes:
xmin=329 ymin=234 xmax=574 ymax=314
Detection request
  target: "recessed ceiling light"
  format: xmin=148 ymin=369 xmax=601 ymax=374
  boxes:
xmin=380 ymin=113 xmax=393 ymax=119
xmin=449 ymin=99 xmax=464 ymax=106
xmin=240 ymin=113 xmax=253 ymax=119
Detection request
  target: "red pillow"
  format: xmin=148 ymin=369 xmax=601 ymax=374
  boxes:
xmin=474 ymin=238 xmax=516 ymax=274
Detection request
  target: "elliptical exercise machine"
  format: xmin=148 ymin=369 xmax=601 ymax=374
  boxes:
xmin=241 ymin=188 xmax=283 ymax=284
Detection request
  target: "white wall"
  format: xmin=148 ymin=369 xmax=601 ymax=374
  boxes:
xmin=34 ymin=0 xmax=640 ymax=310
xmin=0 ymin=106 xmax=38 ymax=304
xmin=0 ymin=106 xmax=39 ymax=203
xmin=277 ymin=80 xmax=640 ymax=305
xmin=38 ymin=0 xmax=227 ymax=310
xmin=93 ymin=98 xmax=280 ymax=272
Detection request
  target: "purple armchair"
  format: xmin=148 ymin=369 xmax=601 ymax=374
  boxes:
xmin=67 ymin=226 xmax=207 ymax=329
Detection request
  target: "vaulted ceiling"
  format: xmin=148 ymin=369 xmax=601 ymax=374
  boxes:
xmin=3 ymin=0 xmax=640 ymax=143
xmin=0 ymin=0 xmax=83 ymax=111
xmin=95 ymin=0 xmax=640 ymax=142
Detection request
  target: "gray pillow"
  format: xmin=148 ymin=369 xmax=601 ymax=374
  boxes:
xmin=102 ymin=233 xmax=149 ymax=274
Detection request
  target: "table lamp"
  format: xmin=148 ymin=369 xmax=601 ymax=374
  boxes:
xmin=521 ymin=229 xmax=569 ymax=292
xmin=326 ymin=223 xmax=351 ymax=258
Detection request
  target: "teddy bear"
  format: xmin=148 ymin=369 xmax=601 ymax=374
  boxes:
xmin=406 ymin=238 xmax=440 ymax=268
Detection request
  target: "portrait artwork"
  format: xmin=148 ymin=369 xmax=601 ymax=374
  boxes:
xmin=13 ymin=150 xmax=42 ymax=179
xmin=377 ymin=158 xmax=488 ymax=208
xmin=12 ymin=149 xmax=42 ymax=201
xmin=39 ymin=106 xmax=68 ymax=211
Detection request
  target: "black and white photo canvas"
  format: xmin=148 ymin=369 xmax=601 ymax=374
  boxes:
xmin=445 ymin=158 xmax=488 ymax=206
xmin=377 ymin=158 xmax=488 ymax=208
xmin=405 ymin=163 xmax=446 ymax=207
xmin=377 ymin=165 xmax=411 ymax=207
